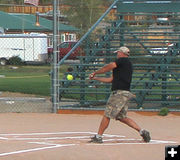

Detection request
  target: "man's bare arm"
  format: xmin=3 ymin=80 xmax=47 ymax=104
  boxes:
xmin=92 ymin=77 xmax=113 ymax=83
xmin=89 ymin=62 xmax=117 ymax=79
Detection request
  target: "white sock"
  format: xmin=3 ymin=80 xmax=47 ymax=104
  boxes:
xmin=96 ymin=134 xmax=102 ymax=138
xmin=139 ymin=129 xmax=144 ymax=135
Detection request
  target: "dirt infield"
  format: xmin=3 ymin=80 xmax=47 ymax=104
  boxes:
xmin=0 ymin=112 xmax=179 ymax=160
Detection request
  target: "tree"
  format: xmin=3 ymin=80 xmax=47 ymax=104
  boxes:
xmin=39 ymin=0 xmax=52 ymax=5
xmin=61 ymin=0 xmax=107 ymax=35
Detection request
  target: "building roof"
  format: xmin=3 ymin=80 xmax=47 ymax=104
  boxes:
xmin=0 ymin=11 xmax=79 ymax=32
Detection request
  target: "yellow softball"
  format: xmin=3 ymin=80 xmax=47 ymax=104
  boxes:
xmin=67 ymin=74 xmax=73 ymax=80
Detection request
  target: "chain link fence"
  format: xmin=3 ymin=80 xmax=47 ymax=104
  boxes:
xmin=0 ymin=34 xmax=52 ymax=113
xmin=0 ymin=2 xmax=53 ymax=112
xmin=0 ymin=1 xmax=108 ymax=113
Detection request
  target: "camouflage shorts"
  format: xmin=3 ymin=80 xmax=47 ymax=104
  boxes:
xmin=105 ymin=90 xmax=135 ymax=120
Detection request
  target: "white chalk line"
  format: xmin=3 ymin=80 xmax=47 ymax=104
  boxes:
xmin=0 ymin=144 xmax=76 ymax=157
xmin=0 ymin=131 xmax=97 ymax=136
xmin=5 ymin=136 xmax=92 ymax=141
xmin=0 ymin=132 xmax=125 ymax=141
xmin=0 ymin=131 xmax=177 ymax=157
xmin=0 ymin=137 xmax=8 ymax=140
xmin=87 ymin=139 xmax=177 ymax=145
xmin=4 ymin=136 xmax=125 ymax=141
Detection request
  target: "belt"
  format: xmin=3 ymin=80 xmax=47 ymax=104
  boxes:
xmin=112 ymin=90 xmax=129 ymax=95
xmin=112 ymin=90 xmax=121 ymax=94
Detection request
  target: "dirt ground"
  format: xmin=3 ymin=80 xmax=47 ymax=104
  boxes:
xmin=0 ymin=92 xmax=52 ymax=113
xmin=0 ymin=112 xmax=179 ymax=160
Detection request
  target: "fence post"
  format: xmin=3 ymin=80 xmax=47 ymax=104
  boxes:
xmin=52 ymin=0 xmax=59 ymax=113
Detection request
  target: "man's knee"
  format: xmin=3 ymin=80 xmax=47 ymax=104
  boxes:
xmin=102 ymin=115 xmax=110 ymax=121
xmin=119 ymin=117 xmax=128 ymax=122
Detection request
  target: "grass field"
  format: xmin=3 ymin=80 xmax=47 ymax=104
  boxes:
xmin=0 ymin=65 xmax=68 ymax=96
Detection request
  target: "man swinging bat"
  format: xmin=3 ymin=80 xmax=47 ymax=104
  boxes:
xmin=89 ymin=46 xmax=151 ymax=143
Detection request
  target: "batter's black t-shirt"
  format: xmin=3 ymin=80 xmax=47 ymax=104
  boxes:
xmin=111 ymin=58 xmax=133 ymax=91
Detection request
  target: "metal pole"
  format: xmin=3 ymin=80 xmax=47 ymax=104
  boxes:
xmin=52 ymin=0 xmax=59 ymax=113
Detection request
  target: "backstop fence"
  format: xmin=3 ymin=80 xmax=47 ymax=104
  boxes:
xmin=0 ymin=0 xmax=179 ymax=113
